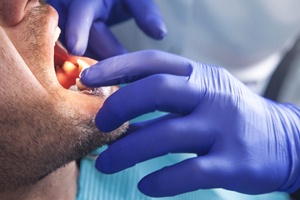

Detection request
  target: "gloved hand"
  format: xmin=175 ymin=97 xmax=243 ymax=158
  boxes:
xmin=47 ymin=0 xmax=167 ymax=60
xmin=80 ymin=50 xmax=300 ymax=197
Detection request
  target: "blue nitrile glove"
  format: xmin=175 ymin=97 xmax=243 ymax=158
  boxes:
xmin=80 ymin=50 xmax=300 ymax=197
xmin=47 ymin=0 xmax=167 ymax=60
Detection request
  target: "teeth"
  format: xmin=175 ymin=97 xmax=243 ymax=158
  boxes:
xmin=76 ymin=78 xmax=89 ymax=91
xmin=54 ymin=26 xmax=61 ymax=44
xmin=76 ymin=59 xmax=91 ymax=91
xmin=77 ymin=59 xmax=90 ymax=75
xmin=62 ymin=61 xmax=77 ymax=75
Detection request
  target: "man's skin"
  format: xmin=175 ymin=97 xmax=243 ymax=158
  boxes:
xmin=0 ymin=1 xmax=127 ymax=199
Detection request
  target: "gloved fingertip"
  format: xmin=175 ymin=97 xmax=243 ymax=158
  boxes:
xmin=78 ymin=68 xmax=88 ymax=82
xmin=138 ymin=178 xmax=161 ymax=197
xmin=153 ymin=21 xmax=168 ymax=40
xmin=142 ymin=16 xmax=168 ymax=40
xmin=79 ymin=67 xmax=100 ymax=88
xmin=66 ymin=34 xmax=86 ymax=56
xmin=153 ymin=26 xmax=167 ymax=40
xmin=95 ymin=153 xmax=113 ymax=174
xmin=95 ymin=110 xmax=117 ymax=134
xmin=78 ymin=71 xmax=89 ymax=88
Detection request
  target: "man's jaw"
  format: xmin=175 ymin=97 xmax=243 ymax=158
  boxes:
xmin=4 ymin=1 xmax=128 ymax=139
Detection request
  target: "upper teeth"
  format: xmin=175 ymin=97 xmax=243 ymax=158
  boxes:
xmin=54 ymin=26 xmax=61 ymax=43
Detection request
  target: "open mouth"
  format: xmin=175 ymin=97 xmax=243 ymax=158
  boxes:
xmin=53 ymin=31 xmax=112 ymax=97
xmin=54 ymin=42 xmax=88 ymax=89
xmin=53 ymin=26 xmax=86 ymax=89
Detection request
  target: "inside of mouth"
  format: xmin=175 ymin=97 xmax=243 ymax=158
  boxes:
xmin=53 ymin=43 xmax=116 ymax=98
xmin=54 ymin=43 xmax=89 ymax=90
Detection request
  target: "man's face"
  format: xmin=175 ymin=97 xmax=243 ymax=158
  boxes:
xmin=0 ymin=0 xmax=127 ymax=192
xmin=2 ymin=1 xmax=60 ymax=90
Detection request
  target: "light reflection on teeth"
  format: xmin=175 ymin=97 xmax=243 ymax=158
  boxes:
xmin=54 ymin=26 xmax=61 ymax=44
xmin=77 ymin=59 xmax=90 ymax=74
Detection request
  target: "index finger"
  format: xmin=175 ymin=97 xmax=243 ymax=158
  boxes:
xmin=124 ymin=0 xmax=167 ymax=39
xmin=80 ymin=50 xmax=193 ymax=87
xmin=66 ymin=0 xmax=101 ymax=55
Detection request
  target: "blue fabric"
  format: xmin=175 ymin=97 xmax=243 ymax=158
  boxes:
xmin=76 ymin=112 xmax=289 ymax=200
xmin=76 ymin=147 xmax=289 ymax=200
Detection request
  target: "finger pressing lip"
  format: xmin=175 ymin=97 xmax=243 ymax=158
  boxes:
xmin=54 ymin=42 xmax=118 ymax=98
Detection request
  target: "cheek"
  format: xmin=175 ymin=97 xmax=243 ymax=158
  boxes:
xmin=0 ymin=0 xmax=40 ymax=26
xmin=3 ymin=7 xmax=60 ymax=91
xmin=0 ymin=3 xmax=23 ymax=26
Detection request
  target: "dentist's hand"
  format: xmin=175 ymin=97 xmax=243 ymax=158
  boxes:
xmin=80 ymin=50 xmax=300 ymax=197
xmin=47 ymin=0 xmax=167 ymax=60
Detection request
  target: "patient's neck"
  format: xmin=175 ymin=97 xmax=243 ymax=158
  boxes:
xmin=0 ymin=161 xmax=78 ymax=200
